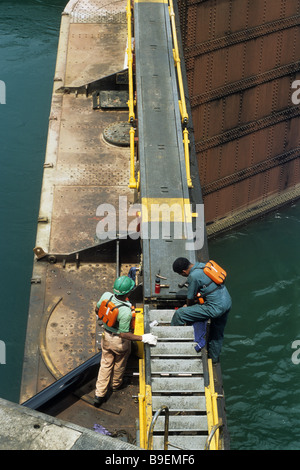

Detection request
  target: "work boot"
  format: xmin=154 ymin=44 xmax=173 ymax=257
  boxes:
xmin=94 ymin=395 xmax=105 ymax=407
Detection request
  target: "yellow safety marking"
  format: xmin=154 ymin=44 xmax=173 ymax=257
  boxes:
xmin=141 ymin=197 xmax=192 ymax=223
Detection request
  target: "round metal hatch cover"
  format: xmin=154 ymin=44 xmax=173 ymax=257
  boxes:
xmin=103 ymin=121 xmax=131 ymax=147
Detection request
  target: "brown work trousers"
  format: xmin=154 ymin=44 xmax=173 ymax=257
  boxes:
xmin=95 ymin=330 xmax=131 ymax=398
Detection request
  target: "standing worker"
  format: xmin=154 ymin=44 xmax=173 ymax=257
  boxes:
xmin=94 ymin=275 xmax=157 ymax=407
xmin=172 ymin=257 xmax=232 ymax=363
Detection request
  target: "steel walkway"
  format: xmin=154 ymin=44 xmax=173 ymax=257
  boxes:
xmin=134 ymin=0 xmax=196 ymax=300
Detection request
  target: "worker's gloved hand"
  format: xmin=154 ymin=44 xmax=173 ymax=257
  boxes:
xmin=142 ymin=333 xmax=158 ymax=346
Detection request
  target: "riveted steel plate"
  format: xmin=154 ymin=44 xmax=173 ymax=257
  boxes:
xmin=50 ymin=185 xmax=133 ymax=253
xmin=65 ymin=23 xmax=127 ymax=87
xmin=44 ymin=263 xmax=115 ymax=377
xmin=178 ymin=0 xmax=300 ymax=230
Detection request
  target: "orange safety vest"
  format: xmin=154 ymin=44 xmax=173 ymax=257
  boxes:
xmin=97 ymin=296 xmax=121 ymax=327
xmin=98 ymin=295 xmax=135 ymax=331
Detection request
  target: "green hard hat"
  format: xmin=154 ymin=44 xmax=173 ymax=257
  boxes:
xmin=113 ymin=276 xmax=135 ymax=295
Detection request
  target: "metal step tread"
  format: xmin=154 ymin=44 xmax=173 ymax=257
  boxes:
xmin=149 ymin=309 xmax=174 ymax=323
xmin=150 ymin=341 xmax=199 ymax=357
xmin=151 ymin=325 xmax=194 ymax=340
xmin=151 ymin=358 xmax=203 ymax=374
xmin=152 ymin=435 xmax=208 ymax=451
xmin=152 ymin=395 xmax=207 ymax=412
xmin=154 ymin=415 xmax=208 ymax=432
xmin=151 ymin=376 xmax=204 ymax=393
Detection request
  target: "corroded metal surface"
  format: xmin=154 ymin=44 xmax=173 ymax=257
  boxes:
xmin=177 ymin=0 xmax=300 ymax=233
xmin=20 ymin=0 xmax=143 ymax=441
xmin=20 ymin=1 xmax=135 ymax=401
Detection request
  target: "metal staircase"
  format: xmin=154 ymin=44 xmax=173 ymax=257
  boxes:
xmin=146 ymin=309 xmax=209 ymax=450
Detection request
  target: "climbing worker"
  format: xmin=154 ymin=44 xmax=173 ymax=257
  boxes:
xmin=94 ymin=275 xmax=157 ymax=407
xmin=172 ymin=257 xmax=232 ymax=363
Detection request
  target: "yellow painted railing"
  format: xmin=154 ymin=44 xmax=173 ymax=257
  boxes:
xmin=204 ymin=359 xmax=223 ymax=450
xmin=168 ymin=0 xmax=188 ymax=125
xmin=129 ymin=126 xmax=138 ymax=189
xmin=126 ymin=0 xmax=139 ymax=189
xmin=126 ymin=0 xmax=135 ymax=123
xmin=127 ymin=0 xmax=138 ymax=189
xmin=134 ymin=307 xmax=153 ymax=449
xmin=168 ymin=0 xmax=192 ymax=188
xmin=183 ymin=128 xmax=193 ymax=188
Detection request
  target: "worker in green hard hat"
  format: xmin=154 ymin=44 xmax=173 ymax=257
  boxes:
xmin=94 ymin=275 xmax=157 ymax=407
xmin=113 ymin=275 xmax=135 ymax=295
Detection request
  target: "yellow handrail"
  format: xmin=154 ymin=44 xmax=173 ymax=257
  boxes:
xmin=135 ymin=308 xmax=153 ymax=449
xmin=138 ymin=356 xmax=147 ymax=448
xmin=168 ymin=0 xmax=192 ymax=188
xmin=129 ymin=126 xmax=138 ymax=188
xmin=126 ymin=0 xmax=135 ymax=123
xmin=183 ymin=128 xmax=193 ymax=188
xmin=127 ymin=0 xmax=138 ymax=189
xmin=204 ymin=359 xmax=223 ymax=450
xmin=168 ymin=0 xmax=188 ymax=125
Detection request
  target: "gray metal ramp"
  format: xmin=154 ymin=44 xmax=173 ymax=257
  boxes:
xmin=148 ymin=309 xmax=208 ymax=451
xmin=134 ymin=0 xmax=196 ymax=301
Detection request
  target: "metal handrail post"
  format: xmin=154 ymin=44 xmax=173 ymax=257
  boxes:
xmin=147 ymin=405 xmax=170 ymax=450
xmin=204 ymin=420 xmax=223 ymax=450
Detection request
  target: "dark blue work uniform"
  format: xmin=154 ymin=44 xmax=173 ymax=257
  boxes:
xmin=171 ymin=262 xmax=232 ymax=362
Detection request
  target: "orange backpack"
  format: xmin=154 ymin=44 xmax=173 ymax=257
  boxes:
xmin=98 ymin=296 xmax=135 ymax=330
xmin=97 ymin=296 xmax=121 ymax=327
xmin=203 ymin=260 xmax=227 ymax=285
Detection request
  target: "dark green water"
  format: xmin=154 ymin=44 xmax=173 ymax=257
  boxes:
xmin=209 ymin=205 xmax=300 ymax=450
xmin=0 ymin=0 xmax=299 ymax=451
xmin=0 ymin=0 xmax=65 ymax=400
